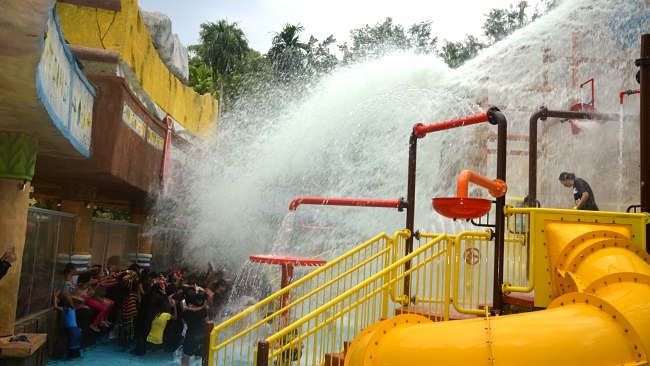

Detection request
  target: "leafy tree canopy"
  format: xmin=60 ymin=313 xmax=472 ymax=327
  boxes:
xmin=338 ymin=18 xmax=437 ymax=64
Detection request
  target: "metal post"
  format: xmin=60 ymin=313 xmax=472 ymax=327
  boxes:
xmin=257 ymin=340 xmax=270 ymax=366
xmin=404 ymin=133 xmax=418 ymax=299
xmin=202 ymin=321 xmax=214 ymax=366
xmin=637 ymin=34 xmax=650 ymax=252
xmin=493 ymin=111 xmax=507 ymax=313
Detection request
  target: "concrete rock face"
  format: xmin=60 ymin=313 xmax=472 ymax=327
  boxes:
xmin=139 ymin=8 xmax=189 ymax=83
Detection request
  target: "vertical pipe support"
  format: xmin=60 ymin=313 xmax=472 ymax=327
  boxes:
xmin=257 ymin=340 xmax=270 ymax=366
xmin=202 ymin=321 xmax=215 ymax=366
xmin=493 ymin=112 xmax=508 ymax=313
xmin=636 ymin=34 xmax=650 ymax=253
xmin=404 ymin=133 xmax=418 ymax=299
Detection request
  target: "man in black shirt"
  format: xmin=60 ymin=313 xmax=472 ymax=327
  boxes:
xmin=559 ymin=172 xmax=599 ymax=210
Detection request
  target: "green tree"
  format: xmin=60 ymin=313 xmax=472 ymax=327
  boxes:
xmin=408 ymin=21 xmax=438 ymax=55
xmin=306 ymin=35 xmax=339 ymax=76
xmin=268 ymin=23 xmax=311 ymax=81
xmin=188 ymin=64 xmax=215 ymax=96
xmin=532 ymin=0 xmax=561 ymax=21
xmin=482 ymin=3 xmax=528 ymax=45
xmin=338 ymin=18 xmax=438 ymax=64
xmin=339 ymin=17 xmax=410 ymax=63
xmin=438 ymin=35 xmax=485 ymax=69
xmin=197 ymin=20 xmax=251 ymax=116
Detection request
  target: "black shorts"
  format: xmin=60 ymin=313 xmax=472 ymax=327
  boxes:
xmin=182 ymin=336 xmax=203 ymax=357
xmin=147 ymin=342 xmax=164 ymax=352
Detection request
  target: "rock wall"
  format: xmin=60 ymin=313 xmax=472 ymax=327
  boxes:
xmin=139 ymin=8 xmax=189 ymax=83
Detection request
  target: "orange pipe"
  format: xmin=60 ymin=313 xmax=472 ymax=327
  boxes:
xmin=456 ymin=170 xmax=507 ymax=198
xmin=620 ymin=89 xmax=640 ymax=104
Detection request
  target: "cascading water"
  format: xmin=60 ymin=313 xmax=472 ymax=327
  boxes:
xmin=156 ymin=0 xmax=646 ymax=277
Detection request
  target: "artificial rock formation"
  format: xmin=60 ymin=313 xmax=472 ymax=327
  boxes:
xmin=139 ymin=8 xmax=189 ymax=83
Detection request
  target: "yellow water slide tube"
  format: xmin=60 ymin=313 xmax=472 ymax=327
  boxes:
xmin=346 ymin=220 xmax=650 ymax=366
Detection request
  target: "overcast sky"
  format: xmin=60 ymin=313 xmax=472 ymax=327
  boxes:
xmin=138 ymin=0 xmax=542 ymax=53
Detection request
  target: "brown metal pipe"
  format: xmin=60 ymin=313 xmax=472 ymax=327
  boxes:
xmin=493 ymin=110 xmax=508 ymax=313
xmin=637 ymin=34 xmax=650 ymax=253
xmin=257 ymin=340 xmax=270 ymax=366
xmin=527 ymin=109 xmax=634 ymax=208
xmin=406 ymin=107 xmax=505 ymax=309
xmin=201 ymin=321 xmax=215 ymax=366
xmin=404 ymin=133 xmax=418 ymax=299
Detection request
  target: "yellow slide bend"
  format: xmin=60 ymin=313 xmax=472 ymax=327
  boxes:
xmin=345 ymin=221 xmax=650 ymax=366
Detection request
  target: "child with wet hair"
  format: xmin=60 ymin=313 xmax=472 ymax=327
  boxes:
xmin=61 ymin=263 xmax=95 ymax=313
xmin=116 ymin=267 xmax=139 ymax=350
xmin=72 ymin=272 xmax=108 ymax=332
xmin=164 ymin=289 xmax=185 ymax=353
xmin=181 ymin=290 xmax=209 ymax=366
xmin=53 ymin=290 xmax=82 ymax=358
xmin=146 ymin=300 xmax=177 ymax=358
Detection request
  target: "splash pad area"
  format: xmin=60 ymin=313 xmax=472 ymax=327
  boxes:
xmin=202 ymin=1 xmax=650 ymax=365
xmin=39 ymin=0 xmax=650 ymax=365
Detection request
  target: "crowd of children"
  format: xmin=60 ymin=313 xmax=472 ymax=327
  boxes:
xmin=54 ymin=261 xmax=232 ymax=365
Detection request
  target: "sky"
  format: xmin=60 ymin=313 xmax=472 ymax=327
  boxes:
xmin=138 ymin=0 xmax=544 ymax=53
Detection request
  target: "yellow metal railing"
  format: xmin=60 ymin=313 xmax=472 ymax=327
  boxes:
xmin=257 ymin=230 xmax=496 ymax=365
xmin=409 ymin=232 xmax=492 ymax=317
xmin=501 ymin=206 xmax=649 ymax=303
xmin=502 ymin=207 xmax=533 ymax=295
xmin=451 ymin=231 xmax=493 ymax=315
xmin=208 ymin=232 xmax=393 ymax=366
xmin=503 ymin=206 xmax=649 ymax=307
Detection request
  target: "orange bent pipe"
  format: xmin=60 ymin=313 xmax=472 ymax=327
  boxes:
xmin=456 ymin=170 xmax=507 ymax=198
xmin=620 ymin=89 xmax=640 ymax=104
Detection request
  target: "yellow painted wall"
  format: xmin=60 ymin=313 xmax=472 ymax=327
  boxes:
xmin=56 ymin=0 xmax=218 ymax=141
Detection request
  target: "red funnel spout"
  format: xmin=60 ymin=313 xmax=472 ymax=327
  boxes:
xmin=456 ymin=170 xmax=507 ymax=198
xmin=289 ymin=196 xmax=406 ymax=211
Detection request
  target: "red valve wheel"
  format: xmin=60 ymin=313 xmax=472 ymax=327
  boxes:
xmin=464 ymin=248 xmax=480 ymax=265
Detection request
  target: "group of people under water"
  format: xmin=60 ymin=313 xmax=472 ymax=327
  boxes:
xmin=46 ymin=170 xmax=597 ymax=364
xmin=53 ymin=261 xmax=234 ymax=365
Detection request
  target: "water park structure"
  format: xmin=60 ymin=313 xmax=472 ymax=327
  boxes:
xmin=0 ymin=0 xmax=215 ymax=362
xmin=0 ymin=0 xmax=649 ymax=366
xmin=205 ymin=2 xmax=650 ymax=366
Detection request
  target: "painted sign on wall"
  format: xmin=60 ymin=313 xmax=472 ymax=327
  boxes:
xmin=122 ymin=102 xmax=147 ymax=139
xmin=36 ymin=10 xmax=95 ymax=157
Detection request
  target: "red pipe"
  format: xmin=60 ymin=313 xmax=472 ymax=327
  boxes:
xmin=580 ymin=77 xmax=594 ymax=106
xmin=289 ymin=196 xmax=405 ymax=211
xmin=620 ymin=89 xmax=640 ymax=104
xmin=412 ymin=111 xmax=490 ymax=138
xmin=300 ymin=220 xmax=337 ymax=230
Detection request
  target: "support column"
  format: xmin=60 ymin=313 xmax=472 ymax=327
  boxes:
xmin=0 ymin=132 xmax=38 ymax=337
xmin=131 ymin=199 xmax=154 ymax=268
xmin=60 ymin=183 xmax=97 ymax=270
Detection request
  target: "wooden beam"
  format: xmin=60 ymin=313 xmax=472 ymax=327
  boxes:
xmin=56 ymin=0 xmax=121 ymax=12
xmin=68 ymin=45 xmax=119 ymax=64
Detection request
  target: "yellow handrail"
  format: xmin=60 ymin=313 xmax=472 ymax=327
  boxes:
xmin=208 ymin=232 xmax=393 ymax=366
xmin=451 ymin=231 xmax=493 ymax=315
xmin=263 ymin=230 xmax=446 ymax=365
xmin=502 ymin=206 xmax=534 ymax=294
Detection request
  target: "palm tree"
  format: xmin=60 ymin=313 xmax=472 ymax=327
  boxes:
xmin=188 ymin=64 xmax=215 ymax=96
xmin=268 ymin=23 xmax=310 ymax=80
xmin=198 ymin=20 xmax=250 ymax=117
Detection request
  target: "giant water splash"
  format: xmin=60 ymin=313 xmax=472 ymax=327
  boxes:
xmin=157 ymin=0 xmax=647 ymax=274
